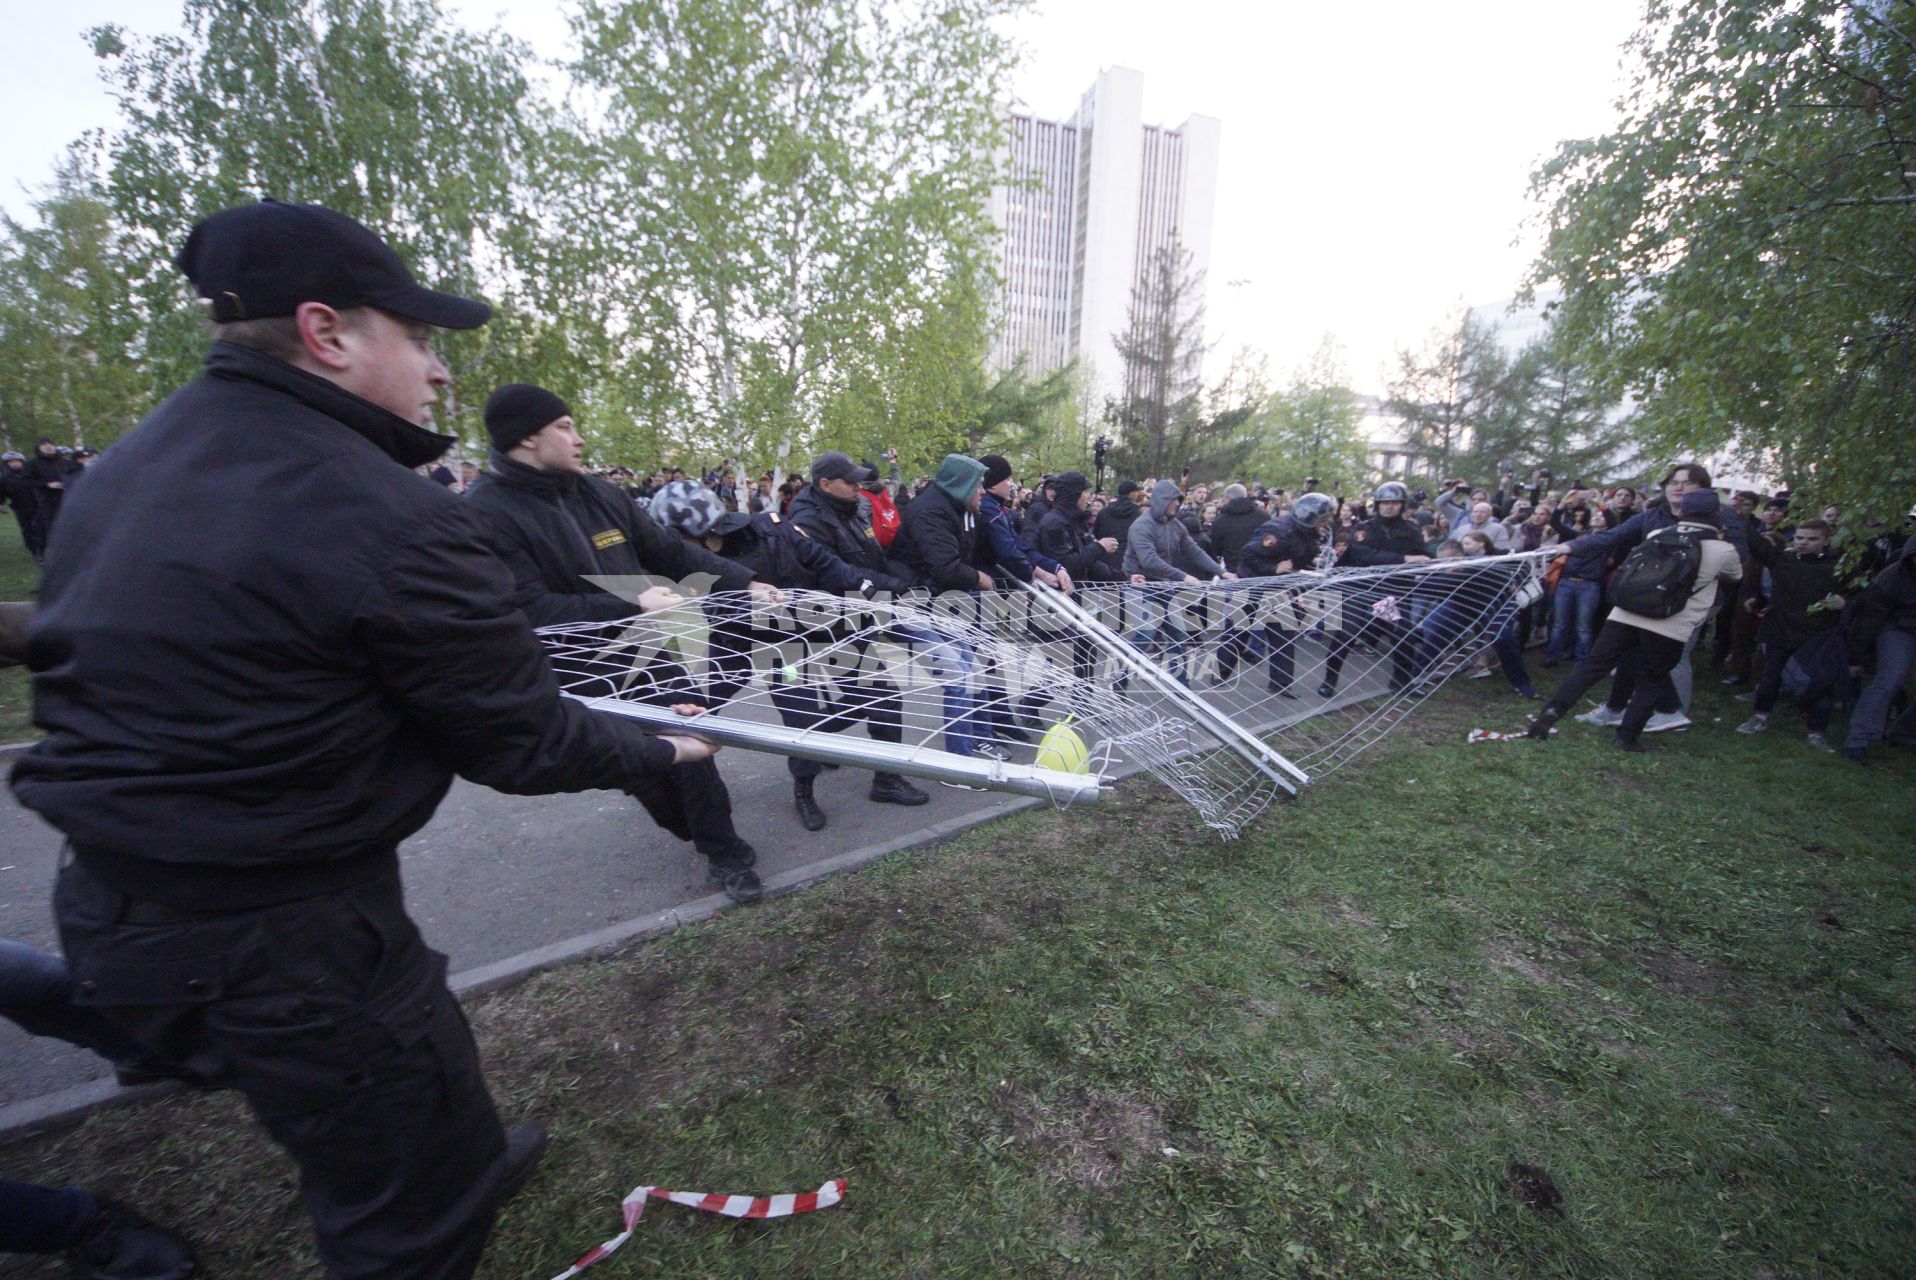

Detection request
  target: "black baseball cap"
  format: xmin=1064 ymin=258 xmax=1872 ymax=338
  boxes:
xmin=175 ymin=199 xmax=491 ymax=329
xmin=811 ymin=451 xmax=876 ymax=484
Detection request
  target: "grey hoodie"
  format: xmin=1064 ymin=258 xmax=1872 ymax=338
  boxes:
xmin=1124 ymin=480 xmax=1223 ymax=582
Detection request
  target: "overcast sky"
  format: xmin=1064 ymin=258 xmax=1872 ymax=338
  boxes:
xmin=0 ymin=0 xmax=1645 ymax=395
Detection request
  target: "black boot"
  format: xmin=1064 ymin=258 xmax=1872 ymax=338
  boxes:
xmin=1015 ymin=692 xmax=1052 ymax=732
xmin=1526 ymin=706 xmax=1562 ymax=740
xmin=67 ymin=1197 xmax=198 ymax=1280
xmin=793 ymin=777 xmax=827 ymax=831
xmin=707 ymin=859 xmax=763 ymax=903
xmin=1317 ymin=678 xmax=1337 ymax=698
xmin=493 ymin=1122 xmax=549 ymax=1210
xmin=869 ymin=772 xmax=930 ymax=806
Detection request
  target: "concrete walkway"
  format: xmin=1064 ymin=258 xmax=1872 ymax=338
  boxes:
xmin=0 ymin=648 xmax=1394 ymax=1135
xmin=0 ymin=743 xmax=1035 ymax=1114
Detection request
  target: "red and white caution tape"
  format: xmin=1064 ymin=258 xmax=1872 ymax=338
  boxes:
xmin=550 ymin=1178 xmax=846 ymax=1278
xmin=1467 ymin=727 xmax=1553 ymax=742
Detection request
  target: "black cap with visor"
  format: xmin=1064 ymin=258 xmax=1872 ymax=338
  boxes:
xmin=175 ymin=199 xmax=491 ymax=330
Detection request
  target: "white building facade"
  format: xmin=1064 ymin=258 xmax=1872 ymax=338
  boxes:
xmin=988 ymin=68 xmax=1221 ymax=404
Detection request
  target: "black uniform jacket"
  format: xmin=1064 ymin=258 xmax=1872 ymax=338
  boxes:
xmin=784 ymin=482 xmax=912 ymax=590
xmin=10 ymin=344 xmax=677 ymax=907
xmin=0 ymin=466 xmax=35 ymax=519
xmin=1240 ymin=514 xmax=1321 ymax=578
xmin=1341 ymin=513 xmax=1427 ymax=567
xmin=464 ymin=451 xmax=754 ymax=626
xmin=712 ymin=511 xmax=875 ymax=594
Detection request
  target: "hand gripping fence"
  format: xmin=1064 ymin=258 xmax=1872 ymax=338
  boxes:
xmin=537 ymin=551 xmax=1552 ymax=840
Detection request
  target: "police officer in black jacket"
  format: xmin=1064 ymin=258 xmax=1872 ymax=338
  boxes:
xmin=22 ymin=440 xmax=73 ymax=558
xmin=1341 ymin=482 xmax=1431 ymax=568
xmin=1330 ymin=481 xmax=1430 ymax=694
xmin=10 ymin=201 xmax=723 ymax=1280
xmin=465 ymin=385 xmax=774 ymax=904
xmin=654 ymin=479 xmax=929 ymax=830
xmin=1240 ymin=493 xmax=1335 ymax=694
xmin=1 ymin=451 xmax=37 ymax=562
xmin=785 ymin=452 xmax=895 ymax=579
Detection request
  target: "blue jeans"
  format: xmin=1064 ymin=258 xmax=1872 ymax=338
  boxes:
xmin=1127 ymin=585 xmax=1192 ymax=681
xmin=896 ymin=622 xmax=983 ymax=757
xmin=1548 ymin=577 xmax=1602 ymax=664
xmin=1421 ymin=601 xmax=1533 ymax=693
xmin=1847 ymin=627 xmax=1916 ymax=750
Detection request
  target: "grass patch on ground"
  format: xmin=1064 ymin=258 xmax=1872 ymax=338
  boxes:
xmin=3 ymin=679 xmax=1913 ymax=1279
xmin=0 ymin=528 xmax=39 ymax=742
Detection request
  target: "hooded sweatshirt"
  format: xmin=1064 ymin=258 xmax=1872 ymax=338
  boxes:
xmin=889 ymin=454 xmax=987 ymax=592
xmin=933 ymin=453 xmax=987 ymax=505
xmin=1124 ymin=480 xmax=1223 ymax=582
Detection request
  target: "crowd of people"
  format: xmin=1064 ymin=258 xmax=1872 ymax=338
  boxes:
xmin=1 ymin=441 xmax=100 ymax=565
xmin=491 ymin=452 xmax=1911 ymax=760
xmin=2 ymin=198 xmax=1912 ymax=1280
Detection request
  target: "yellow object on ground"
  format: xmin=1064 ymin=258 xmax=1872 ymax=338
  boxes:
xmin=1034 ymin=718 xmax=1091 ymax=775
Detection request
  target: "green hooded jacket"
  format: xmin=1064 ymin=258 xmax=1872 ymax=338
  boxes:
xmin=933 ymin=453 xmax=986 ymax=505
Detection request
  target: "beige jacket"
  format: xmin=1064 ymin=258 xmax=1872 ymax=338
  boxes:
xmin=1609 ymin=523 xmax=1743 ymax=641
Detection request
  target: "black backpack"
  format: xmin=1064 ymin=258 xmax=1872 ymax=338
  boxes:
xmin=1611 ymin=526 xmax=1709 ymax=619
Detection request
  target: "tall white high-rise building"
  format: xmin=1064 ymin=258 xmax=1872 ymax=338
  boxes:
xmin=988 ymin=68 xmax=1220 ymax=403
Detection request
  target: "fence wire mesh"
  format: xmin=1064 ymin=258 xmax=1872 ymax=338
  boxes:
xmin=538 ymin=550 xmax=1551 ymax=838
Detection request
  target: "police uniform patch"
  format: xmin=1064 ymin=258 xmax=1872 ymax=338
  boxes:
xmin=1354 ymin=529 xmax=1368 ymax=542
xmin=1261 ymin=534 xmax=1277 ymax=548
xmin=591 ymin=529 xmax=627 ymax=551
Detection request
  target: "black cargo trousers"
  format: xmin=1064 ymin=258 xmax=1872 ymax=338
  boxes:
xmin=702 ymin=611 xmax=904 ymax=781
xmin=55 ymin=857 xmax=512 ymax=1280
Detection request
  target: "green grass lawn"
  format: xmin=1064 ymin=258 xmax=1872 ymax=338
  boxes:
xmin=4 ymin=677 xmax=1911 ymax=1278
xmin=0 ymin=525 xmax=39 ymax=742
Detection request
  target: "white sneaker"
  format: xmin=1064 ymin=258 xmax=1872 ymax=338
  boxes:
xmin=1806 ymin=731 xmax=1834 ymax=752
xmin=1576 ymin=704 xmax=1624 ymax=726
xmin=1644 ymin=711 xmax=1692 ymax=733
xmin=1736 ymin=714 xmax=1769 ymax=734
xmin=1468 ymin=667 xmax=1494 ymax=679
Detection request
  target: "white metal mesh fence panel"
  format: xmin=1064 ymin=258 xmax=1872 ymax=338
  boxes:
xmin=537 ymin=552 xmax=1550 ymax=839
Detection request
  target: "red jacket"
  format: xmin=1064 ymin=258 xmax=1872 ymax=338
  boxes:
xmin=866 ymin=486 xmax=901 ymax=548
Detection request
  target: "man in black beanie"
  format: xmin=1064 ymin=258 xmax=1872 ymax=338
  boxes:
xmin=1097 ymin=478 xmax=1144 ymax=558
xmin=13 ymin=199 xmax=722 ymax=1280
xmin=465 ymin=383 xmax=778 ymax=902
